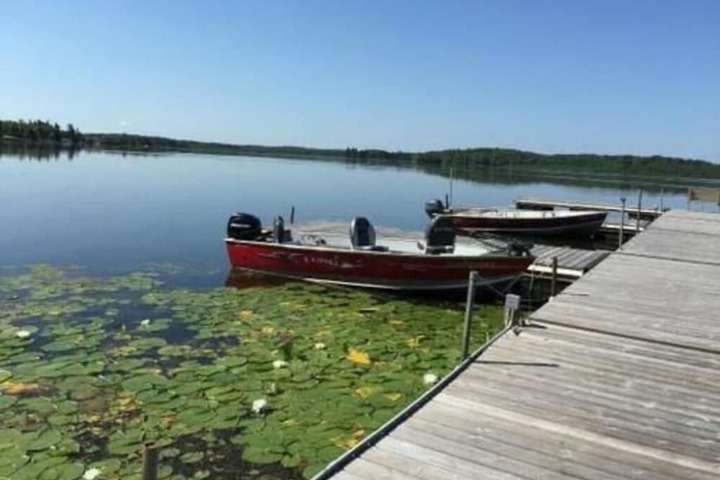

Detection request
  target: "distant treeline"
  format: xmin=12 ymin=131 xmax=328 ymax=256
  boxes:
xmin=83 ymin=133 xmax=720 ymax=180
xmin=0 ymin=119 xmax=83 ymax=146
xmin=83 ymin=133 xmax=346 ymax=159
xmin=345 ymin=147 xmax=720 ymax=181
xmin=4 ymin=121 xmax=719 ymax=182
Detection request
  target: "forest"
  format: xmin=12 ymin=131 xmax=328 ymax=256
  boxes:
xmin=3 ymin=120 xmax=719 ymax=181
xmin=0 ymin=119 xmax=83 ymax=146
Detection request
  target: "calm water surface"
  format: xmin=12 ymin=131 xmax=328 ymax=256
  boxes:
xmin=0 ymin=150 xmax=710 ymax=479
xmin=0 ymin=151 xmax=696 ymax=278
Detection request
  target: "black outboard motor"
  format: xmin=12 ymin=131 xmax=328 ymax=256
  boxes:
xmin=424 ymin=199 xmax=446 ymax=218
xmin=422 ymin=216 xmax=456 ymax=254
xmin=350 ymin=217 xmax=377 ymax=249
xmin=227 ymin=213 xmax=262 ymax=240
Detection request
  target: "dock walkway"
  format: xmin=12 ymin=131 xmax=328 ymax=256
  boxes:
xmin=320 ymin=210 xmax=720 ymax=480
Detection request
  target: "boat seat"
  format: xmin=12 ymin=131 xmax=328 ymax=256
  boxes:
xmin=272 ymin=216 xmax=293 ymax=243
xmin=418 ymin=216 xmax=456 ymax=254
xmin=350 ymin=217 xmax=388 ymax=251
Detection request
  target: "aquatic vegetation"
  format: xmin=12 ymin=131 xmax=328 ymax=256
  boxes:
xmin=0 ymin=265 xmax=503 ymax=479
xmin=422 ymin=373 xmax=438 ymax=386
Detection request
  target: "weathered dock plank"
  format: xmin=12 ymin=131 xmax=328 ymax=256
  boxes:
xmin=534 ymin=254 xmax=720 ymax=352
xmin=528 ymin=245 xmax=609 ymax=278
xmin=329 ymin=325 xmax=720 ymax=480
xmin=322 ymin=210 xmax=720 ymax=480
xmin=618 ymin=211 xmax=720 ymax=264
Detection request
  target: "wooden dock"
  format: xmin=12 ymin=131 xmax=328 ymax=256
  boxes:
xmin=318 ymin=210 xmax=720 ymax=480
xmin=528 ymin=245 xmax=609 ymax=279
xmin=515 ymin=197 xmax=665 ymax=219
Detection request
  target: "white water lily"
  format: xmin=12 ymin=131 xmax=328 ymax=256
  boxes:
xmin=251 ymin=398 xmax=267 ymax=414
xmin=314 ymin=342 xmax=326 ymax=350
xmin=423 ymin=373 xmax=438 ymax=386
xmin=15 ymin=330 xmax=32 ymax=339
xmin=140 ymin=319 xmax=151 ymax=327
xmin=83 ymin=467 xmax=103 ymax=480
xmin=272 ymin=359 xmax=288 ymax=369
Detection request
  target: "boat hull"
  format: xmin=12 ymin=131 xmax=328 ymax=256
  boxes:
xmin=225 ymin=239 xmax=534 ymax=291
xmin=447 ymin=211 xmax=608 ymax=237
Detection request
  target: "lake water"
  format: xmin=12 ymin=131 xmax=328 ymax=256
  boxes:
xmin=0 ymin=150 xmax=712 ymax=480
xmin=0 ymin=150 xmax=700 ymax=277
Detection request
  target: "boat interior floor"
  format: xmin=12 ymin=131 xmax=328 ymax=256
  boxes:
xmin=286 ymin=230 xmax=493 ymax=256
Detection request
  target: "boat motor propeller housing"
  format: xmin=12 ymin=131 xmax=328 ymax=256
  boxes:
xmin=227 ymin=213 xmax=262 ymax=240
xmin=424 ymin=199 xmax=445 ymax=218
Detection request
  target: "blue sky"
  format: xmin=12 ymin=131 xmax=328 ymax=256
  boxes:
xmin=2 ymin=0 xmax=718 ymax=159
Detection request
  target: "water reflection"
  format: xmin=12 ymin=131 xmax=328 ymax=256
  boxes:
xmin=0 ymin=144 xmax=79 ymax=161
xmin=0 ymin=150 xmax=715 ymax=272
xmin=224 ymin=268 xmax=295 ymax=289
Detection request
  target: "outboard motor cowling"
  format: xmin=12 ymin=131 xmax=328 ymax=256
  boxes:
xmin=350 ymin=217 xmax=376 ymax=249
xmin=425 ymin=199 xmax=445 ymax=218
xmin=422 ymin=216 xmax=456 ymax=254
xmin=227 ymin=213 xmax=262 ymax=240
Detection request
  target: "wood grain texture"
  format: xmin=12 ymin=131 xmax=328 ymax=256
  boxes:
xmin=328 ymin=211 xmax=720 ymax=480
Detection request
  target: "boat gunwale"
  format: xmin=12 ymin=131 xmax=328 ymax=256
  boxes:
xmin=224 ymin=237 xmax=532 ymax=261
xmin=445 ymin=209 xmax=609 ymax=220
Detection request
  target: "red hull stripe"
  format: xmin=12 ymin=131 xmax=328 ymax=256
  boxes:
xmin=225 ymin=239 xmax=534 ymax=291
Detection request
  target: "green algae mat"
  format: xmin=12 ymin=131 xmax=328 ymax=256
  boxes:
xmin=0 ymin=265 xmax=503 ymax=480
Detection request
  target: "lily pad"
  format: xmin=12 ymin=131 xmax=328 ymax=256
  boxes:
xmin=241 ymin=447 xmax=284 ymax=465
xmin=180 ymin=451 xmax=204 ymax=464
xmin=28 ymin=428 xmax=63 ymax=451
xmin=0 ymin=264 xmax=506 ymax=479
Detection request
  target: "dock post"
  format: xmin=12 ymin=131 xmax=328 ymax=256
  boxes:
xmin=290 ymin=206 xmax=296 ymax=224
xmin=461 ymin=271 xmax=478 ymax=360
xmin=636 ymin=189 xmax=643 ymax=233
xmin=659 ymin=188 xmax=664 ymax=211
xmin=142 ymin=443 xmax=159 ymax=480
xmin=619 ymin=197 xmax=626 ymax=250
xmin=551 ymin=256 xmax=558 ymax=297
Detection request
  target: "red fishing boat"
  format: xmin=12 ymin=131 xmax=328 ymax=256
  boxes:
xmin=224 ymin=213 xmax=534 ymax=292
xmin=425 ymin=199 xmax=608 ymax=238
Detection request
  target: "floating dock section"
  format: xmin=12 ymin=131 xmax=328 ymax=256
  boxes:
xmin=319 ymin=210 xmax=720 ymax=480
xmin=528 ymin=244 xmax=609 ymax=280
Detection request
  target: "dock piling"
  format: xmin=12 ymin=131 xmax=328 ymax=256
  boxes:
xmin=659 ymin=188 xmax=664 ymax=211
xmin=636 ymin=189 xmax=643 ymax=233
xmin=141 ymin=442 xmax=159 ymax=480
xmin=551 ymin=256 xmax=558 ymax=297
xmin=461 ymin=271 xmax=478 ymax=360
xmin=619 ymin=197 xmax=626 ymax=250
